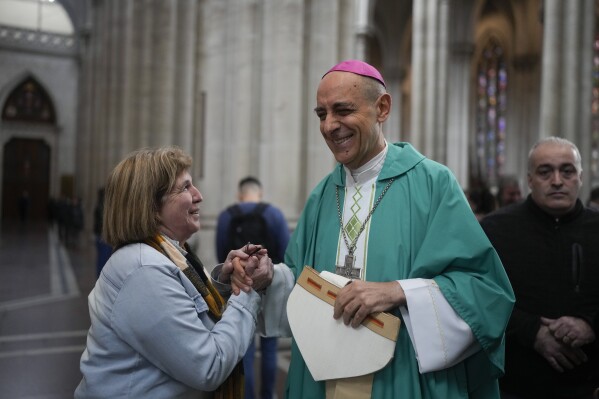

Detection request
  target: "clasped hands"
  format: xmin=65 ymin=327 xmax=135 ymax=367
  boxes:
xmin=534 ymin=315 xmax=596 ymax=372
xmin=218 ymin=244 xmax=274 ymax=295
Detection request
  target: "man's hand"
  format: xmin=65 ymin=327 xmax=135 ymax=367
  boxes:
xmin=246 ymin=254 xmax=274 ymax=292
xmin=333 ymin=280 xmax=405 ymax=328
xmin=222 ymin=244 xmax=273 ymax=295
xmin=219 ymin=245 xmax=263 ymax=294
xmin=541 ymin=316 xmax=596 ymax=348
xmin=533 ymin=323 xmax=588 ymax=372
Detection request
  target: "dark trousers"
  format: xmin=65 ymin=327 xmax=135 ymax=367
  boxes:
xmin=95 ymin=237 xmax=112 ymax=277
xmin=243 ymin=336 xmax=278 ymax=399
xmin=501 ymin=389 xmax=598 ymax=399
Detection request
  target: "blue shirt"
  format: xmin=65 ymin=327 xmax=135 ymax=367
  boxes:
xmin=75 ymin=243 xmax=261 ymax=398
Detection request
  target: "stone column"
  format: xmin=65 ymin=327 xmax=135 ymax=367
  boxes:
xmin=77 ymin=0 xmax=122 ymax=221
xmin=354 ymin=0 xmax=370 ymax=60
xmin=540 ymin=0 xmax=593 ymax=141
xmin=571 ymin=0 xmax=594 ymax=197
xmin=120 ymin=0 xmax=134 ymax=154
xmin=258 ymin=0 xmax=306 ymax=214
xmin=77 ymin=0 xmax=202 ymax=234
xmin=539 ymin=0 xmax=560 ymax=139
xmin=74 ymin=4 xmax=93 ymax=209
xmin=88 ymin=0 xmax=110 ymax=195
xmin=507 ymin=54 xmax=541 ymax=182
xmin=199 ymin=0 xmax=262 ymax=211
xmin=433 ymin=0 xmax=449 ymax=162
xmin=172 ymin=0 xmax=198 ymax=151
xmin=562 ymin=0 xmax=593 ymax=145
xmin=383 ymin=67 xmax=403 ymax=144
xmin=148 ymin=0 xmax=176 ymax=146
xmin=105 ymin=1 xmax=125 ymax=171
xmin=411 ymin=0 xmax=450 ymax=161
xmin=134 ymin=0 xmax=154 ymax=148
xmin=301 ymin=0 xmax=342 ymax=199
xmin=445 ymin=0 xmax=474 ymax=187
xmin=539 ymin=0 xmax=594 ymax=197
xmin=446 ymin=42 xmax=474 ymax=187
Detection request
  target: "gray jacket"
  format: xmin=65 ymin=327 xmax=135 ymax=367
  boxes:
xmin=75 ymin=242 xmax=260 ymax=398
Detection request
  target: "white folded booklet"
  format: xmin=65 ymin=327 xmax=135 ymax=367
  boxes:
xmin=286 ymin=267 xmax=401 ymax=381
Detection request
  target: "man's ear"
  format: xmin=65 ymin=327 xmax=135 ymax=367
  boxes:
xmin=376 ymin=93 xmax=391 ymax=122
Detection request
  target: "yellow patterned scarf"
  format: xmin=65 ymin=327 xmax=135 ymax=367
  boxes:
xmin=145 ymin=234 xmax=244 ymax=399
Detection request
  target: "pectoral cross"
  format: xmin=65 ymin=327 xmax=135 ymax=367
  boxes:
xmin=335 ymin=254 xmax=362 ymax=279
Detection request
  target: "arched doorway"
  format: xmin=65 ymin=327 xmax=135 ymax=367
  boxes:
xmin=2 ymin=138 xmax=50 ymax=222
xmin=1 ymin=76 xmax=56 ymax=223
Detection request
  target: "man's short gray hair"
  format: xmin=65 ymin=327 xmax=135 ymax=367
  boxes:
xmin=527 ymin=136 xmax=582 ymax=172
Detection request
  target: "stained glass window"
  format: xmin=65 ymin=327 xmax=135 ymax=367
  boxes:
xmin=2 ymin=77 xmax=56 ymax=124
xmin=474 ymin=38 xmax=507 ymax=188
xmin=591 ymin=31 xmax=599 ymax=186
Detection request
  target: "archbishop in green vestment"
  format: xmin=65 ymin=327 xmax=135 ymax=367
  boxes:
xmin=263 ymin=142 xmax=514 ymax=399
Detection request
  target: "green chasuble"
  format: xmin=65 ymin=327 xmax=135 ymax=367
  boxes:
xmin=283 ymin=142 xmax=514 ymax=399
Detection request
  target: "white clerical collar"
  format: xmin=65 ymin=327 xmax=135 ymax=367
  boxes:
xmin=344 ymin=142 xmax=388 ymax=186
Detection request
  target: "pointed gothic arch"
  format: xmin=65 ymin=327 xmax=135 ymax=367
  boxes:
xmin=2 ymin=76 xmax=57 ymax=124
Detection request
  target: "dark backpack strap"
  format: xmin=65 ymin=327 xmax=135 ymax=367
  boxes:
xmin=227 ymin=204 xmax=243 ymax=217
xmin=252 ymin=202 xmax=269 ymax=216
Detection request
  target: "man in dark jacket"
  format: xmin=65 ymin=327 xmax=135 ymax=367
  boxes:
xmin=481 ymin=137 xmax=599 ymax=398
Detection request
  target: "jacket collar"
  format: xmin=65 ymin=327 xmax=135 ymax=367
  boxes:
xmin=524 ymin=195 xmax=584 ymax=223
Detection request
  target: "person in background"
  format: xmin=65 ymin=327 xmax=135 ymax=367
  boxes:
xmin=466 ymin=182 xmax=497 ymax=221
xmin=76 ymin=146 xmax=273 ymax=398
xmin=68 ymin=196 xmax=84 ymax=248
xmin=496 ymin=175 xmax=523 ymax=208
xmin=93 ymin=187 xmax=112 ymax=277
xmin=216 ymin=176 xmax=290 ymax=399
xmin=481 ymin=137 xmax=599 ymax=398
xmin=226 ymin=60 xmax=515 ymax=399
xmin=47 ymin=196 xmax=57 ymax=225
xmin=587 ymin=186 xmax=599 ymax=211
xmin=56 ymin=195 xmax=70 ymax=241
xmin=18 ymin=190 xmax=30 ymax=223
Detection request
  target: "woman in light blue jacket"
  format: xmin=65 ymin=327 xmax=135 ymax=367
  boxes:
xmin=76 ymin=146 xmax=273 ymax=398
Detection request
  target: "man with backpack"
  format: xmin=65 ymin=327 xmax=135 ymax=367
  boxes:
xmin=216 ymin=176 xmax=290 ymax=399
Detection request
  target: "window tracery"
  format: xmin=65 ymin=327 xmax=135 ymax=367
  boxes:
xmin=474 ymin=38 xmax=507 ymax=187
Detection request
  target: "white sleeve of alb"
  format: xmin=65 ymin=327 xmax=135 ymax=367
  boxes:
xmin=398 ymin=278 xmax=481 ymax=373
xmin=256 ymin=263 xmax=295 ymax=337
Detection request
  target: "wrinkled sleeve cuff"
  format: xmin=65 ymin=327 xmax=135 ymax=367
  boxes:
xmin=257 ymin=263 xmax=295 ymax=338
xmin=210 ymin=264 xmax=233 ymax=298
xmin=399 ymin=278 xmax=480 ymax=373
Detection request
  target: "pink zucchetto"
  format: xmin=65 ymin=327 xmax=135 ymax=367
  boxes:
xmin=323 ymin=59 xmax=386 ymax=88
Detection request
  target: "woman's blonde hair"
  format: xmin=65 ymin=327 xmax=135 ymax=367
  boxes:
xmin=103 ymin=146 xmax=192 ymax=248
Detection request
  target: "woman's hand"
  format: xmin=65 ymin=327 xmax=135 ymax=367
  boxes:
xmin=220 ymin=244 xmax=266 ymax=295
xmin=218 ymin=248 xmax=251 ymax=293
xmin=232 ymin=246 xmax=270 ymax=294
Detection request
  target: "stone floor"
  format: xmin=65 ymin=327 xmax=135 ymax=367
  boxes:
xmin=0 ymin=221 xmax=290 ymax=399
